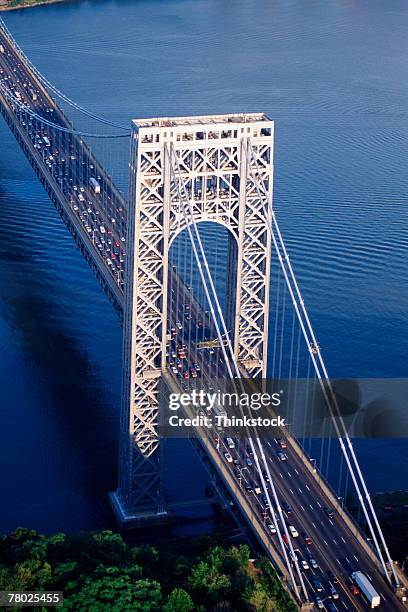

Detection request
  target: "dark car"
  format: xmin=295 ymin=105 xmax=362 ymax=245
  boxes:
xmin=283 ymin=502 xmax=293 ymax=515
xmin=324 ymin=507 xmax=334 ymax=519
xmin=311 ymin=577 xmax=323 ymax=593
xmin=326 ymin=570 xmax=339 ymax=584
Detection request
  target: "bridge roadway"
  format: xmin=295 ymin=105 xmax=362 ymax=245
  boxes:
xmin=0 ymin=22 xmax=404 ymax=611
xmin=167 ymin=276 xmax=404 ymax=611
xmin=0 ymin=23 xmax=126 ymax=311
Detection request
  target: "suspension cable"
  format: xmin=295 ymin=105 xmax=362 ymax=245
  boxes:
xmin=0 ymin=84 xmax=131 ymax=139
xmin=245 ymin=139 xmax=398 ymax=585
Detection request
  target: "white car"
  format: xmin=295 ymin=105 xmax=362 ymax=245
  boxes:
xmin=289 ymin=525 xmax=299 ymax=538
xmin=267 ymin=523 xmax=276 ymax=534
xmin=300 ymin=559 xmax=309 ymax=570
xmin=224 ymin=452 xmax=233 ymax=463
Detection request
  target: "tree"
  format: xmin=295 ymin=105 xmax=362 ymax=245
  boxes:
xmin=133 ymin=579 xmax=162 ymax=611
xmin=189 ymin=560 xmax=231 ymax=603
xmin=163 ymin=587 xmax=194 ymax=612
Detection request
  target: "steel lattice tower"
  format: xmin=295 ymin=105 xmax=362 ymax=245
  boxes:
xmin=111 ymin=114 xmax=274 ymax=524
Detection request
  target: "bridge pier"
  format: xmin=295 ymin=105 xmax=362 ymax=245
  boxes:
xmin=108 ymin=491 xmax=171 ymax=529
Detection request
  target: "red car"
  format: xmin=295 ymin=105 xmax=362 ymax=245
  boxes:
xmin=350 ymin=583 xmax=360 ymax=596
xmin=303 ymin=534 xmax=313 ymax=545
xmin=183 ymin=370 xmax=190 ymax=380
xmin=282 ymin=533 xmax=289 ymax=546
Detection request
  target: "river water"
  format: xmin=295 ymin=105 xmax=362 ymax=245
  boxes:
xmin=0 ymin=0 xmax=407 ymax=533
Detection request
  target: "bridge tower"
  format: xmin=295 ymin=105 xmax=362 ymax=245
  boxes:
xmin=110 ymin=114 xmax=274 ymax=525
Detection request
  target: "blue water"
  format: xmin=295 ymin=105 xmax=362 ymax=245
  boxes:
xmin=0 ymin=0 xmax=407 ymax=533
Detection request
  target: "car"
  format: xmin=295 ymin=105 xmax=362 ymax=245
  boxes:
xmin=326 ymin=570 xmax=338 ymax=584
xmin=244 ymin=483 xmax=253 ymax=493
xmin=267 ymin=523 xmax=277 ymax=534
xmin=314 ymin=597 xmax=324 ymax=609
xmin=282 ymin=502 xmax=293 ymax=514
xmin=182 ymin=370 xmax=189 ymax=379
xmin=308 ymin=556 xmax=318 ymax=569
xmin=224 ymin=452 xmax=233 ymax=463
xmin=289 ymin=550 xmax=298 ymax=562
xmin=261 ymin=494 xmax=270 ymax=508
xmin=190 ymin=368 xmax=198 ymax=378
xmin=288 ymin=525 xmax=299 ymax=538
xmin=246 ymin=456 xmax=253 ymax=467
xmin=276 ymin=451 xmax=287 ymax=461
xmin=324 ymin=507 xmax=334 ymax=519
xmin=282 ymin=533 xmax=289 ymax=546
xmin=300 ymin=559 xmax=309 ymax=570
xmin=349 ymin=583 xmax=360 ymax=596
xmin=329 ymin=584 xmax=339 ymax=600
xmin=325 ymin=602 xmax=337 ymax=612
xmin=277 ymin=438 xmax=287 ymax=449
xmin=311 ymin=577 xmax=323 ymax=592
xmin=302 ymin=533 xmax=313 ymax=545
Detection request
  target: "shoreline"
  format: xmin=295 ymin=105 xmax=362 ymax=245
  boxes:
xmin=0 ymin=0 xmax=66 ymax=11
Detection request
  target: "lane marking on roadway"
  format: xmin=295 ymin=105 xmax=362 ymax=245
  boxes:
xmin=312 ymin=522 xmax=317 ymax=528
xmin=279 ymin=472 xmax=283 ymax=478
xmin=289 ymin=488 xmax=294 ymax=494
xmin=323 ymin=539 xmax=328 ymax=547
xmin=353 ymin=555 xmax=358 ymax=562
xmin=306 ymin=484 xmax=310 ymax=491
xmin=309 ymin=504 xmax=314 ymax=510
xmin=341 ymin=536 xmax=346 ymax=543
xmin=329 ymin=519 xmax=334 ymax=526
xmin=345 ymin=557 xmax=350 ymax=564
xmin=300 ymin=504 xmax=305 ymax=511
xmin=316 ymin=500 xmax=321 ymax=508
xmin=294 ymin=468 xmax=299 ymax=475
xmin=298 ymin=487 xmax=302 ymax=494
xmin=333 ymin=539 xmax=338 ymax=546
xmin=287 ymin=471 xmax=292 ymax=478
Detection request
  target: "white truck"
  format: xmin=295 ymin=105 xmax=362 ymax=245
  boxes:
xmin=90 ymin=177 xmax=101 ymax=194
xmin=351 ymin=571 xmax=381 ymax=608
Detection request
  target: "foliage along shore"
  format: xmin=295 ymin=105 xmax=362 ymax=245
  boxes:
xmin=0 ymin=527 xmax=297 ymax=611
xmin=0 ymin=0 xmax=66 ymax=12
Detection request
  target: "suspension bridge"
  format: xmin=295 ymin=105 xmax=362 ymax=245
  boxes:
xmin=0 ymin=18 xmax=406 ymax=610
